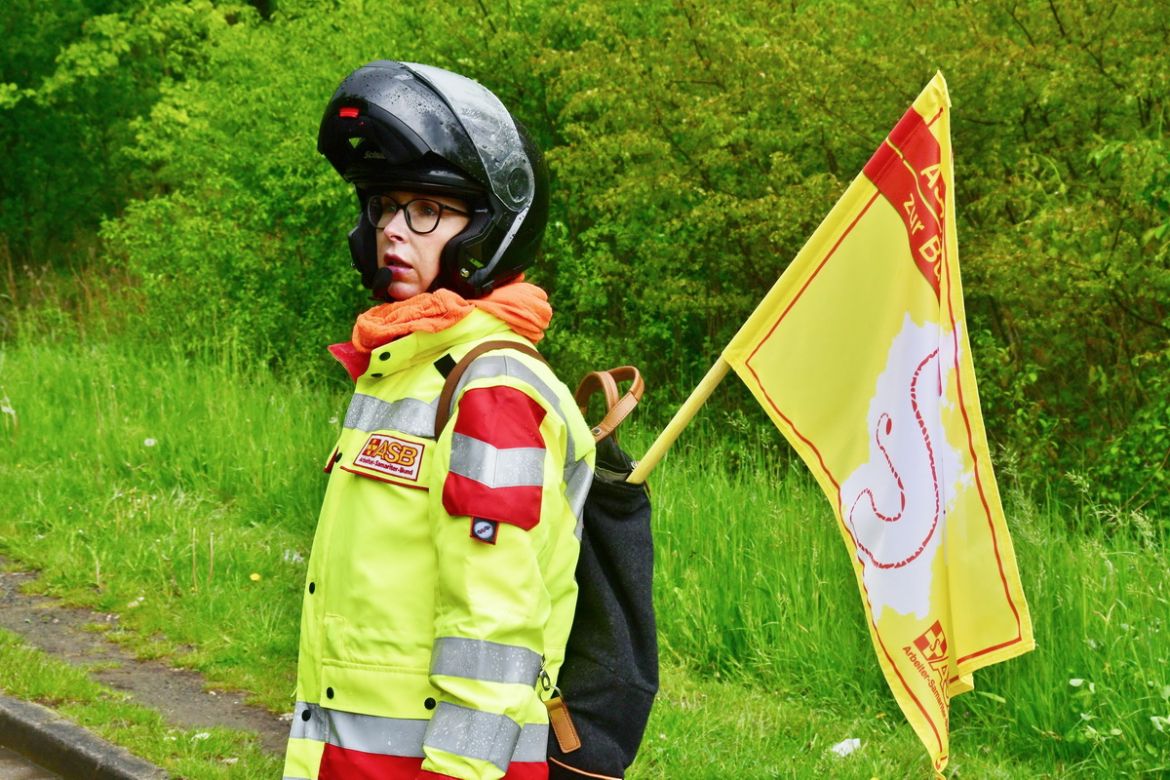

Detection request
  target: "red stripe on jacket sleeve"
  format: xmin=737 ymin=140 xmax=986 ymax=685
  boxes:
xmin=453 ymin=386 xmax=547 ymax=448
xmin=320 ymin=743 xmax=423 ymax=778
xmin=443 ymin=474 xmax=543 ymax=530
xmin=443 ymin=385 xmax=548 ymax=530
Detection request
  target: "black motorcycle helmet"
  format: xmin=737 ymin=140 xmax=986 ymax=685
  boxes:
xmin=318 ymin=60 xmax=549 ymax=299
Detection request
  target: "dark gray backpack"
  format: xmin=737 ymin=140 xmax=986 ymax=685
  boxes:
xmin=438 ymin=344 xmax=658 ymax=780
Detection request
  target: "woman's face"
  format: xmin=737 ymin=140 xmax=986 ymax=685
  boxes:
xmin=374 ymin=190 xmax=470 ymax=301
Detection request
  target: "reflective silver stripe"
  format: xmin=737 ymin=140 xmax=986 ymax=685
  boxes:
xmin=512 ymin=723 xmax=549 ymax=762
xmin=287 ymin=701 xmax=327 ymax=742
xmin=455 ymin=355 xmax=577 ymax=463
xmin=289 ymin=700 xmax=545 ymax=765
xmin=431 ymin=637 xmax=542 ymax=685
xmin=345 ymin=393 xmax=437 ymax=438
xmin=564 ymin=458 xmax=594 ymax=539
xmin=424 ymin=702 xmax=521 ymax=772
xmin=449 ymin=434 xmax=545 ymax=488
xmin=327 ymin=709 xmax=428 ymax=756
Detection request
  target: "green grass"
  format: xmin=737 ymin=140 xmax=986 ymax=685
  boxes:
xmin=0 ymin=339 xmax=332 ymax=710
xmin=0 ymin=628 xmax=281 ymax=779
xmin=641 ymin=425 xmax=1170 ymax=777
xmin=1 ymin=336 xmax=1168 ymax=777
xmin=633 ymin=663 xmax=1063 ymax=779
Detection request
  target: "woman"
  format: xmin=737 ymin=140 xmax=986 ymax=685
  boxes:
xmin=283 ymin=61 xmax=595 ymax=780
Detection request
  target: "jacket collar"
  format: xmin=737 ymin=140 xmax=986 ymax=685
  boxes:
xmin=329 ymin=309 xmax=515 ymax=382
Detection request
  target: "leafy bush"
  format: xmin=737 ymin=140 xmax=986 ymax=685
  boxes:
xmin=6 ymin=0 xmax=1170 ymax=516
xmin=102 ymin=3 xmax=443 ymax=373
xmin=0 ymin=1 xmax=256 ymax=267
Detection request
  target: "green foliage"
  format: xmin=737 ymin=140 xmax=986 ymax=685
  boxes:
xmin=1089 ymin=349 xmax=1170 ymax=515
xmin=101 ymin=3 xmax=494 ymax=373
xmin=4 ymin=0 xmax=1170 ymax=511
xmin=0 ymin=0 xmax=254 ymax=269
xmin=1 ymin=0 xmax=93 ymax=89
xmin=944 ymin=3 xmax=1170 ymax=507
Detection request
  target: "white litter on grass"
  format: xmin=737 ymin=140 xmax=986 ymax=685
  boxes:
xmin=192 ymin=732 xmax=211 ymax=741
xmin=143 ymin=437 xmax=158 ymax=447
xmin=829 ymin=738 xmax=862 ymax=757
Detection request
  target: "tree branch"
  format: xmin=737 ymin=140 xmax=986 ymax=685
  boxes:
xmin=1047 ymin=0 xmax=1068 ymax=38
xmin=1008 ymin=2 xmax=1037 ymax=47
xmin=475 ymin=0 xmax=497 ymax=35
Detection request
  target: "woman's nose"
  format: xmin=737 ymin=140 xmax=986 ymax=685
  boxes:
xmin=382 ymin=208 xmax=410 ymax=238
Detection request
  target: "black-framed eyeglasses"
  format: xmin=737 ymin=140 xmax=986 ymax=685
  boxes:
xmin=366 ymin=195 xmax=470 ymax=235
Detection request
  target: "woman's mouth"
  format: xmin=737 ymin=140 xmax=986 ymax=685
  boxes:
xmin=383 ymin=254 xmax=411 ymax=278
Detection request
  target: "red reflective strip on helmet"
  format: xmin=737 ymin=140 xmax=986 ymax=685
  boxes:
xmin=318 ymin=744 xmax=421 ymax=779
xmin=339 ymin=106 xmax=360 ymax=118
xmin=443 ymin=473 xmax=542 ymax=530
xmin=453 ymin=386 xmax=546 ymax=449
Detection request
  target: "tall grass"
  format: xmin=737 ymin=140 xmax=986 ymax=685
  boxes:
xmin=639 ymin=418 xmax=1170 ymax=775
xmin=1 ymin=335 xmax=1167 ymax=775
xmin=0 ymin=337 xmax=344 ymax=706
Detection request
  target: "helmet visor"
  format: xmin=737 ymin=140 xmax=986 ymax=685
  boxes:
xmin=405 ymin=63 xmax=535 ymax=214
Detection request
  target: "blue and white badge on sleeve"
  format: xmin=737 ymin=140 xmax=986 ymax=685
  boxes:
xmin=470 ymin=517 xmax=499 ymax=545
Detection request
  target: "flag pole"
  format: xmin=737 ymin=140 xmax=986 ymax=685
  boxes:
xmin=627 ymin=357 xmax=731 ymax=485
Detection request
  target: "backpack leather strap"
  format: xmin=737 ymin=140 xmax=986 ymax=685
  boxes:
xmin=575 ymin=366 xmax=644 ymax=443
xmin=434 ymin=339 xmax=546 ymax=439
xmin=574 ymin=370 xmax=620 ymax=415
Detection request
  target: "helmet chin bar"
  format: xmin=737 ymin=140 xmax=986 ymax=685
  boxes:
xmin=435 ymin=207 xmax=494 ymax=297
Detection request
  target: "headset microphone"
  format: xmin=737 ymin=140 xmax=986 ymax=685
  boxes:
xmin=370 ymin=267 xmax=394 ymax=301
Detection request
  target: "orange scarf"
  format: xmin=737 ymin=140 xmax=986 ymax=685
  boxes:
xmin=350 ymin=280 xmax=552 ymax=353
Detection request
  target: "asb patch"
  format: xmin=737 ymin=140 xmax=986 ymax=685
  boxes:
xmin=353 ymin=434 xmax=424 ymax=481
xmin=470 ymin=517 xmax=499 ymax=545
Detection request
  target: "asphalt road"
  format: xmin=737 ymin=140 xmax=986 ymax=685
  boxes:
xmin=0 ymin=745 xmax=60 ymax=779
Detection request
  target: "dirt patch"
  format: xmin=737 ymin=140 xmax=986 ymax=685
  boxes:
xmin=0 ymin=562 xmax=288 ymax=755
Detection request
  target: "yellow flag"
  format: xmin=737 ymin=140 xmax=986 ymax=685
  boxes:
xmin=722 ymin=73 xmax=1034 ymax=773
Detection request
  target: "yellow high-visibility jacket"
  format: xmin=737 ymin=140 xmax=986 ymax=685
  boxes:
xmin=284 ymin=310 xmax=595 ymax=780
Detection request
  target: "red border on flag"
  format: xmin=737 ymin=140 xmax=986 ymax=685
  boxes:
xmin=741 ymin=106 xmax=1030 ymax=752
